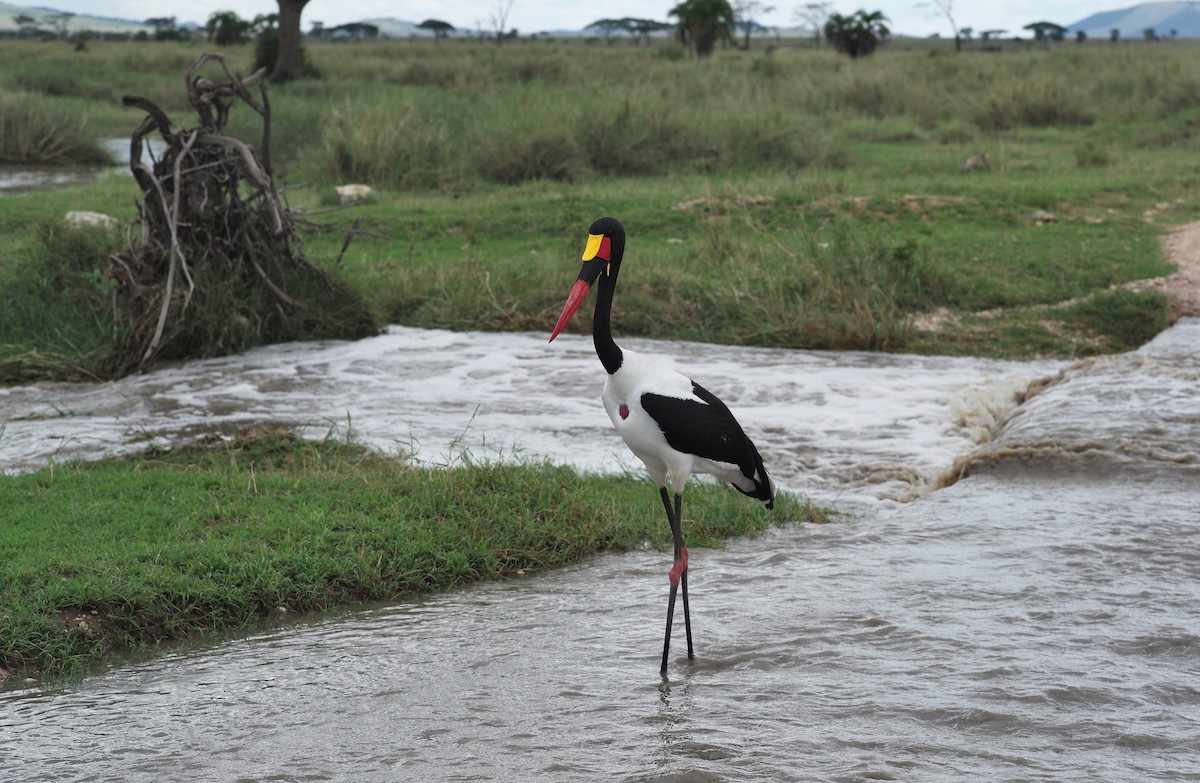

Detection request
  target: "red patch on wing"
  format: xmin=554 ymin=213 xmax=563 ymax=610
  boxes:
xmin=619 ymin=404 xmax=629 ymax=420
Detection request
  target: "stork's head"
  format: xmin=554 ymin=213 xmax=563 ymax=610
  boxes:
xmin=549 ymin=217 xmax=625 ymax=342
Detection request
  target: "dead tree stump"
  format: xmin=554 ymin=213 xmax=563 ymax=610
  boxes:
xmin=107 ymin=52 xmax=375 ymax=376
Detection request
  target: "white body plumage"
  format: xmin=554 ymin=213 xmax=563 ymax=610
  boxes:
xmin=600 ymin=349 xmax=773 ymax=504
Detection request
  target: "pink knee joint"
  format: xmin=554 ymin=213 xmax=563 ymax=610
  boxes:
xmin=668 ymin=547 xmax=689 ymax=587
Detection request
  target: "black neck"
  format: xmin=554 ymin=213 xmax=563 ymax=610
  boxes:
xmin=593 ymin=238 xmax=624 ymax=375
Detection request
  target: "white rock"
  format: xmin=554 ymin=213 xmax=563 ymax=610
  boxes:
xmin=335 ymin=184 xmax=374 ymax=204
xmin=65 ymin=210 xmax=116 ymax=228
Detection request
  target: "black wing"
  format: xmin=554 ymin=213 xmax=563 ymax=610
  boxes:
xmin=640 ymin=381 xmax=774 ymax=507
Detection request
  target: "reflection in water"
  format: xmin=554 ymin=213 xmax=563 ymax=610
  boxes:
xmin=2 ymin=320 xmax=1198 ymax=781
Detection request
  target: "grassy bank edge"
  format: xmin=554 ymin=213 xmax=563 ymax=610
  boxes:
xmin=0 ymin=431 xmax=829 ymax=685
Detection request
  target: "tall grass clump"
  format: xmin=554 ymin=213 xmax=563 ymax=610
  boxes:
xmin=320 ymin=98 xmax=462 ymax=190
xmin=717 ymin=217 xmax=943 ymax=350
xmin=0 ymin=91 xmax=110 ymax=165
xmin=799 ymin=220 xmax=936 ymax=349
xmin=465 ymin=86 xmax=591 ymax=185
xmin=0 ymin=220 xmax=119 ymax=382
xmin=972 ymin=73 xmax=1095 ymax=131
xmin=578 ymin=98 xmax=688 ymax=177
xmin=1057 ymin=288 xmax=1169 ymax=351
xmin=722 ymin=111 xmax=849 ymax=169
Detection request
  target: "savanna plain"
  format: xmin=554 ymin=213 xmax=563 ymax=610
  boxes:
xmin=1 ymin=36 xmax=1197 ymax=681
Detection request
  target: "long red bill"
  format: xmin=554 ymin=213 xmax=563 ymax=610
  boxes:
xmin=549 ymin=279 xmax=591 ymax=342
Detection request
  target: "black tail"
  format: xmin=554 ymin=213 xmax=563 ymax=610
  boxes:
xmin=733 ymin=443 xmax=775 ymax=510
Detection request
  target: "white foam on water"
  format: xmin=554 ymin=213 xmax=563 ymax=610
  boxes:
xmin=0 ymin=326 xmax=1065 ymax=510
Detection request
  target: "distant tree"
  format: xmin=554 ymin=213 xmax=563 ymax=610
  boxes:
xmin=979 ymin=29 xmax=1006 ymax=41
xmin=670 ymin=0 xmax=736 ymax=57
xmin=1075 ymin=30 xmax=1086 ymax=43
xmin=13 ymin=13 xmax=41 ymax=35
xmin=824 ymin=10 xmax=890 ymax=58
xmin=733 ymin=0 xmax=774 ymax=49
xmin=146 ymin=17 xmax=185 ymax=41
xmin=309 ymin=20 xmax=324 ymax=36
xmin=254 ymin=14 xmax=302 ymax=81
xmin=273 ymin=0 xmax=311 ymax=81
xmin=329 ymin=22 xmax=379 ymax=39
xmin=1142 ymin=27 xmax=1158 ymax=41
xmin=1023 ymin=21 xmax=1065 ymax=41
xmin=919 ymin=0 xmax=960 ymax=50
xmin=622 ymin=18 xmax=673 ymax=44
xmin=418 ymin=19 xmax=456 ymax=40
xmin=489 ymin=0 xmax=516 ymax=44
xmin=586 ymin=18 xmax=624 ymax=42
xmin=45 ymin=11 xmax=74 ymax=38
xmin=251 ymin=13 xmax=278 ymax=36
xmin=206 ymin=11 xmax=252 ymax=45
xmin=793 ymin=2 xmax=831 ymax=47
xmin=1110 ymin=28 xmax=1120 ymax=42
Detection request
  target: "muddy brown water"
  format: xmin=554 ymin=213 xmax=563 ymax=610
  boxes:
xmin=1 ymin=321 xmax=1198 ymax=781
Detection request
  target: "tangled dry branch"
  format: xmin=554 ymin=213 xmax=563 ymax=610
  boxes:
xmin=107 ymin=52 xmax=371 ymax=376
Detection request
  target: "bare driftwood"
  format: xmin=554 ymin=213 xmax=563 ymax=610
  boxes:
xmin=107 ymin=52 xmax=371 ymax=375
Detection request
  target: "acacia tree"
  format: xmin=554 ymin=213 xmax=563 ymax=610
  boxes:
xmin=621 ymin=18 xmax=672 ymax=44
xmin=417 ymin=19 xmax=456 ymax=40
xmin=274 ymin=0 xmax=310 ymax=81
xmin=824 ymin=10 xmax=890 ymax=58
xmin=586 ymin=18 xmax=625 ymax=43
xmin=670 ymin=0 xmax=735 ymax=57
xmin=489 ymin=0 xmax=516 ymax=43
xmin=146 ymin=17 xmax=185 ymax=40
xmin=588 ymin=17 xmax=669 ymax=44
xmin=794 ymin=2 xmax=831 ymax=47
xmin=46 ymin=11 xmax=74 ymax=38
xmin=920 ymin=0 xmax=961 ymax=50
xmin=206 ymin=11 xmax=251 ymax=45
xmin=733 ymin=0 xmax=774 ymax=49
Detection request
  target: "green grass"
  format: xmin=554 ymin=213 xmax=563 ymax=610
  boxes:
xmin=0 ymin=431 xmax=821 ymax=680
xmin=2 ymin=39 xmax=1197 ymax=372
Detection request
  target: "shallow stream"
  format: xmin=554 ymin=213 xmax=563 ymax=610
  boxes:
xmin=2 ymin=321 xmax=1197 ymax=781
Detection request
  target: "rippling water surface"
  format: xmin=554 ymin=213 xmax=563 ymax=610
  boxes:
xmin=2 ymin=321 xmax=1198 ymax=782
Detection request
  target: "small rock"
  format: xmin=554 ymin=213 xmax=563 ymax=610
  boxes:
xmin=1031 ymin=209 xmax=1056 ymax=223
xmin=959 ymin=152 xmax=990 ymax=173
xmin=335 ymin=184 xmax=374 ymax=204
xmin=65 ymin=210 xmax=116 ymax=228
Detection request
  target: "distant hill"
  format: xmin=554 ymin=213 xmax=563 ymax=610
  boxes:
xmin=1068 ymin=1 xmax=1200 ymax=38
xmin=0 ymin=2 xmax=151 ymax=34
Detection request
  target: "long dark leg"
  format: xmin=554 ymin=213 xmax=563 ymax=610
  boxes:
xmin=659 ymin=488 xmax=692 ymax=672
xmin=675 ymin=492 xmax=694 ymax=661
xmin=659 ymin=488 xmax=675 ymax=672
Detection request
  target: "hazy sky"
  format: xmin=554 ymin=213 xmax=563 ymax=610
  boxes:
xmin=42 ymin=1 xmax=1108 ymax=37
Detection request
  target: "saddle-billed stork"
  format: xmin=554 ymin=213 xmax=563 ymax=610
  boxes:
xmin=549 ymin=216 xmax=775 ymax=672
